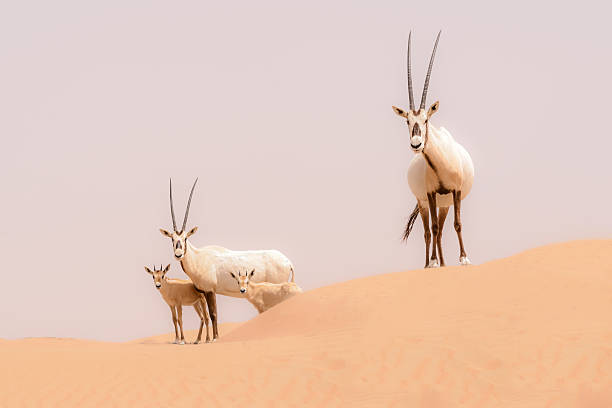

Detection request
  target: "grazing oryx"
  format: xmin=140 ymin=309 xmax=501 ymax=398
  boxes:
xmin=144 ymin=264 xmax=210 ymax=344
xmin=392 ymin=31 xmax=474 ymax=268
xmin=160 ymin=178 xmax=295 ymax=341
xmin=229 ymin=269 xmax=302 ymax=314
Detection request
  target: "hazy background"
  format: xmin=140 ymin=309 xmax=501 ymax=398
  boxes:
xmin=1 ymin=0 xmax=610 ymax=341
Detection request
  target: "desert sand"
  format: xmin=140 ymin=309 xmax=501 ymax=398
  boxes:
xmin=1 ymin=240 xmax=611 ymax=407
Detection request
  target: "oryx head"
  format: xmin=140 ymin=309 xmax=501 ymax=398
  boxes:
xmin=229 ymin=269 xmax=255 ymax=294
xmin=160 ymin=178 xmax=199 ymax=260
xmin=145 ymin=264 xmax=170 ymax=289
xmin=392 ymin=31 xmax=441 ymax=153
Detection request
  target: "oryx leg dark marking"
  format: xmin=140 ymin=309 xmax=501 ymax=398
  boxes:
xmin=418 ymin=205 xmax=431 ymax=268
xmin=204 ymin=291 xmax=219 ymax=340
xmin=437 ymin=206 xmax=449 ymax=267
xmin=427 ymin=193 xmax=439 ymax=266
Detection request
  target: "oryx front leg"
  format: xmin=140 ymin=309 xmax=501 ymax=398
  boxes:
xmin=204 ymin=291 xmax=219 ymax=341
xmin=176 ymin=305 xmax=186 ymax=345
xmin=170 ymin=306 xmax=180 ymax=344
xmin=437 ymin=206 xmax=449 ymax=267
xmin=418 ymin=205 xmax=431 ymax=268
xmin=452 ymin=190 xmax=471 ymax=265
xmin=427 ymin=193 xmax=440 ymax=268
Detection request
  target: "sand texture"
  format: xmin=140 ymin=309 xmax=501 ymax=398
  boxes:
xmin=1 ymin=240 xmax=611 ymax=407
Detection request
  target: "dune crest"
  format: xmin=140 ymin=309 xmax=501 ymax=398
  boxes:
xmin=1 ymin=240 xmax=611 ymax=407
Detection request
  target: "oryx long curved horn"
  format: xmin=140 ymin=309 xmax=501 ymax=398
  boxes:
xmin=169 ymin=178 xmax=177 ymax=232
xmin=419 ymin=30 xmax=441 ymax=111
xmin=407 ymin=31 xmax=415 ymax=111
xmin=182 ymin=178 xmax=198 ymax=233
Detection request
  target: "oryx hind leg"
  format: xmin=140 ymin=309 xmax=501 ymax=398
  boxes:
xmin=452 ymin=190 xmax=471 ymax=265
xmin=418 ymin=205 xmax=431 ymax=268
xmin=437 ymin=207 xmax=449 ymax=267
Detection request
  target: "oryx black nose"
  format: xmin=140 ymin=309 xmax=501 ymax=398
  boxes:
xmin=240 ymin=288 xmax=246 ymax=293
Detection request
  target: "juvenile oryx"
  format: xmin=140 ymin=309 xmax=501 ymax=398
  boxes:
xmin=392 ymin=31 xmax=474 ymax=268
xmin=144 ymin=264 xmax=210 ymax=344
xmin=159 ymin=179 xmax=295 ymax=341
xmin=229 ymin=269 xmax=302 ymax=314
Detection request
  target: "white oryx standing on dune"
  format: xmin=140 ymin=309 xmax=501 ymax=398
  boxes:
xmin=159 ymin=179 xmax=295 ymax=341
xmin=392 ymin=31 xmax=474 ymax=268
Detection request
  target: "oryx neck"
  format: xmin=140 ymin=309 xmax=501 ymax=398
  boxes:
xmin=421 ymin=124 xmax=444 ymax=173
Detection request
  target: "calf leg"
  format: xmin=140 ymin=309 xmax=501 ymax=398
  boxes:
xmin=418 ymin=205 xmax=431 ymax=268
xmin=170 ymin=305 xmax=179 ymax=344
xmin=437 ymin=207 xmax=449 ymax=267
xmin=200 ymin=295 xmax=211 ymax=343
xmin=204 ymin=291 xmax=219 ymax=341
xmin=452 ymin=190 xmax=471 ymax=265
xmin=176 ymin=305 xmax=185 ymax=345
xmin=193 ymin=302 xmax=205 ymax=344
xmin=427 ymin=193 xmax=440 ymax=268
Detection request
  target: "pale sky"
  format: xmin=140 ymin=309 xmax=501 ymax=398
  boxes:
xmin=1 ymin=0 xmax=610 ymax=341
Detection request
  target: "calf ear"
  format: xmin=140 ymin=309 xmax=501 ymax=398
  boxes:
xmin=144 ymin=266 xmax=153 ymax=275
xmin=186 ymin=226 xmax=199 ymax=238
xmin=160 ymin=229 xmax=172 ymax=237
xmin=230 ymin=272 xmax=236 ymax=279
xmin=163 ymin=264 xmax=171 ymax=273
xmin=250 ymin=269 xmax=255 ymax=277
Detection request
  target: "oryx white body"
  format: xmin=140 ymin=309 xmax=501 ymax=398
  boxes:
xmin=180 ymin=243 xmax=294 ymax=298
xmin=407 ymin=126 xmax=474 ymax=208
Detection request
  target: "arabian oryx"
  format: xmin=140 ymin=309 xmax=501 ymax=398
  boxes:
xmin=144 ymin=264 xmax=210 ymax=344
xmin=229 ymin=269 xmax=302 ymax=314
xmin=159 ymin=179 xmax=295 ymax=341
xmin=392 ymin=31 xmax=474 ymax=268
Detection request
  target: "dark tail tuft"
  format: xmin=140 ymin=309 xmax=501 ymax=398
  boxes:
xmin=403 ymin=204 xmax=420 ymax=242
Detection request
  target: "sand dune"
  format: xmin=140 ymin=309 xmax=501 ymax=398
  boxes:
xmin=1 ymin=240 xmax=611 ymax=407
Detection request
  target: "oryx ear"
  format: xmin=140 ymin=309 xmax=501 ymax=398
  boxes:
xmin=160 ymin=229 xmax=173 ymax=238
xmin=427 ymin=101 xmax=439 ymax=118
xmin=392 ymin=106 xmax=408 ymax=118
xmin=163 ymin=264 xmax=170 ymax=273
xmin=186 ymin=226 xmax=198 ymax=238
xmin=145 ymin=266 xmax=153 ymax=275
xmin=250 ymin=269 xmax=255 ymax=277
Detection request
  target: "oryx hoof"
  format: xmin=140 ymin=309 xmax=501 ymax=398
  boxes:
xmin=179 ymin=340 xmax=186 ymax=345
xmin=193 ymin=339 xmax=201 ymax=345
xmin=460 ymin=256 xmax=471 ymax=266
xmin=173 ymin=339 xmax=180 ymax=344
xmin=427 ymin=260 xmax=440 ymax=268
